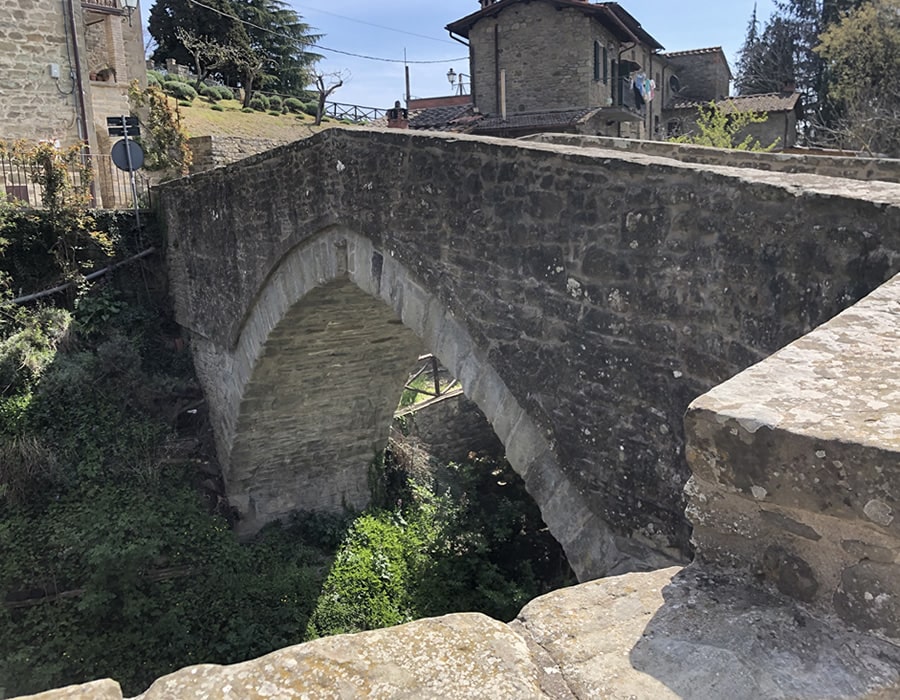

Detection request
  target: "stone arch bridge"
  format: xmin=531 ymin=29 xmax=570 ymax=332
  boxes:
xmin=158 ymin=128 xmax=900 ymax=581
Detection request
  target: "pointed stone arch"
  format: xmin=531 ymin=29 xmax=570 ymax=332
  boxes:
xmin=190 ymin=227 xmax=625 ymax=580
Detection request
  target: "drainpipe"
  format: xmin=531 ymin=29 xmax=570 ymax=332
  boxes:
xmin=493 ymin=24 xmax=500 ymax=115
xmin=66 ymin=0 xmax=96 ymax=203
xmin=65 ymin=0 xmax=89 ymax=149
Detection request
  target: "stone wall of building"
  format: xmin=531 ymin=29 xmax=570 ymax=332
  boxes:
xmin=524 ymin=132 xmax=900 ymax=182
xmin=465 ymin=2 xmax=665 ymax=138
xmin=0 ymin=0 xmax=84 ymax=145
xmin=0 ymin=0 xmax=145 ymax=167
xmin=665 ymin=50 xmax=731 ymax=102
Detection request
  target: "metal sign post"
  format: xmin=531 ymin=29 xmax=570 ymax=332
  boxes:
xmin=107 ymin=115 xmax=143 ymax=227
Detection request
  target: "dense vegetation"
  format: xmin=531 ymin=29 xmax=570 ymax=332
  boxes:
xmin=735 ymin=0 xmax=900 ymax=154
xmin=148 ymin=0 xmax=321 ymax=106
xmin=0 ymin=155 xmax=573 ymax=696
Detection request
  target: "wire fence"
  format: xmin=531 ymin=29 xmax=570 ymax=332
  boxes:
xmin=0 ymin=152 xmax=151 ymax=211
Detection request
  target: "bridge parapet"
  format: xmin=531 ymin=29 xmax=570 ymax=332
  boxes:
xmin=524 ymin=133 xmax=900 ymax=183
xmin=686 ymin=273 xmax=900 ymax=640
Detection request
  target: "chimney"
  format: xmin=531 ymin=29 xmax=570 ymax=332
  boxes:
xmin=387 ymin=100 xmax=409 ymax=129
xmin=782 ymin=79 xmax=797 ymax=93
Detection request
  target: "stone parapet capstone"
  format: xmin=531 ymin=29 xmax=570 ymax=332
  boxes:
xmin=685 ymin=272 xmax=900 ymax=640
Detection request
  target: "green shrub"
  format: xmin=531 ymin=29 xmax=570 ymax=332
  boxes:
xmin=302 ymin=102 xmax=319 ymax=117
xmin=284 ymin=97 xmax=304 ymax=114
xmin=267 ymin=95 xmax=283 ymax=112
xmin=162 ymin=81 xmax=197 ymax=101
xmin=210 ymin=104 xmax=225 ymax=112
xmin=0 ymin=307 xmax=71 ymax=397
xmin=241 ymin=107 xmax=254 ymax=113
xmin=215 ymin=85 xmax=235 ymax=101
xmin=147 ymin=69 xmax=165 ymax=85
xmin=248 ymin=95 xmax=269 ymax=111
xmin=198 ymin=84 xmax=219 ymax=102
xmin=147 ymin=73 xmax=161 ymax=88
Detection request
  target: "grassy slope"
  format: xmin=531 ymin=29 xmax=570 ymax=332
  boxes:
xmin=177 ymin=98 xmax=350 ymax=141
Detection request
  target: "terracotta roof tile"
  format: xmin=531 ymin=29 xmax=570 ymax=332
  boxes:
xmin=473 ymin=108 xmax=595 ymax=133
xmin=668 ymin=93 xmax=801 ymax=114
xmin=408 ymin=103 xmax=476 ymax=130
xmin=664 ymin=46 xmax=724 ymax=58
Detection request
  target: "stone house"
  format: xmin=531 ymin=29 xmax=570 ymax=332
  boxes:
xmin=0 ymin=0 xmax=147 ymax=206
xmin=442 ymin=0 xmax=666 ymax=139
xmin=398 ymin=3 xmax=800 ymax=148
xmin=664 ymin=91 xmax=803 ymax=150
xmin=660 ymin=47 xmax=801 ymax=149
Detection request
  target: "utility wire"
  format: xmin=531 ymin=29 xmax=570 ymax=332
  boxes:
xmin=188 ymin=0 xmax=466 ymax=64
xmin=296 ymin=4 xmax=457 ymax=45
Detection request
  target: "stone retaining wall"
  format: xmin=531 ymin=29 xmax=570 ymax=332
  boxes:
xmin=188 ymin=135 xmax=292 ymax=173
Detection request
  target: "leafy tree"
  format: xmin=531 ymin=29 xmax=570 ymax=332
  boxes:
xmin=148 ymin=0 xmax=239 ymax=68
xmin=147 ymin=0 xmax=321 ymax=102
xmin=815 ymin=0 xmax=900 ymax=155
xmin=734 ymin=0 xmax=866 ymax=143
xmin=669 ymin=100 xmax=780 ymax=151
xmin=128 ymin=82 xmax=193 ymax=177
xmin=735 ymin=13 xmax=799 ymax=95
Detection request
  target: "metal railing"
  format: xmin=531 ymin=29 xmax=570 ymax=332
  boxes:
xmin=323 ymin=102 xmax=388 ymax=124
xmin=0 ymin=152 xmax=151 ymax=211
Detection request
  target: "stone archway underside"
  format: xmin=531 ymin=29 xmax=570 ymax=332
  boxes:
xmin=192 ymin=229 xmax=633 ymax=580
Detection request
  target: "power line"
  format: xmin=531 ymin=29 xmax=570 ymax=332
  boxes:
xmin=297 ymin=4 xmax=457 ymax=45
xmin=188 ymin=0 xmax=466 ymax=64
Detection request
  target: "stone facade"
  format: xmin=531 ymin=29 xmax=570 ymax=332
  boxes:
xmin=0 ymin=0 xmax=146 ymax=206
xmin=663 ymin=48 xmax=731 ymax=102
xmin=450 ymin=0 xmax=665 ymax=139
xmin=158 ymin=127 xmax=900 ymax=581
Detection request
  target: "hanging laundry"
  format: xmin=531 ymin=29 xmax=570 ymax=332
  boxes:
xmin=634 ymin=72 xmax=647 ymax=98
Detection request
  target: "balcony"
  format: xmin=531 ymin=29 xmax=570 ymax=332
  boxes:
xmin=598 ymin=77 xmax=644 ymax=122
xmin=81 ymin=0 xmax=125 ymax=14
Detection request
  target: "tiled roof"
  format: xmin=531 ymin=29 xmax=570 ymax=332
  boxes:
xmin=447 ymin=1 xmax=664 ymax=50
xmin=668 ymin=92 xmax=801 ymax=114
xmin=719 ymin=92 xmax=801 ymax=114
xmin=408 ymin=103 xmax=476 ymax=130
xmin=472 ymin=108 xmax=595 ymax=133
xmin=664 ymin=46 xmax=724 ymax=58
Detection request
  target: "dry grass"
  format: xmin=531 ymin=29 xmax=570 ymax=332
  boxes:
xmin=175 ymin=97 xmax=355 ymax=141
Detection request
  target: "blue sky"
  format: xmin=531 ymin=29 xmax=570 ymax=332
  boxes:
xmin=142 ymin=0 xmax=779 ymax=108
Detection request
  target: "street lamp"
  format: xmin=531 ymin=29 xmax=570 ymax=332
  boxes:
xmin=122 ymin=0 xmax=138 ymax=26
xmin=446 ymin=68 xmax=456 ymax=87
